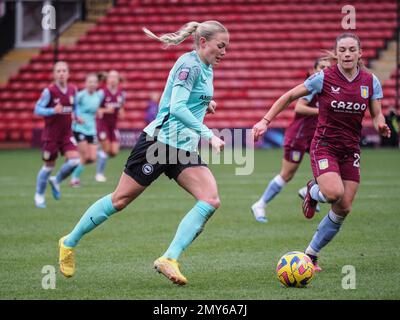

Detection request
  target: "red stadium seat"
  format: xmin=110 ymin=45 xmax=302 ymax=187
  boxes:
xmin=0 ymin=0 xmax=397 ymax=142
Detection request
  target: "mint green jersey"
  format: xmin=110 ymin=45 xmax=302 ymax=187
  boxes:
xmin=144 ymin=50 xmax=214 ymax=152
xmin=72 ymin=89 xmax=103 ymax=136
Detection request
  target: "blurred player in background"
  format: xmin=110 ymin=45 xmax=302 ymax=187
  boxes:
xmin=70 ymin=73 xmax=103 ymax=187
xmin=251 ymin=58 xmax=331 ymax=223
xmin=145 ymin=91 xmax=160 ymax=125
xmin=33 ymin=61 xmax=80 ymax=208
xmin=59 ymin=21 xmax=228 ymax=285
xmin=252 ymin=33 xmax=390 ymax=271
xmin=95 ymin=70 xmax=125 ymax=182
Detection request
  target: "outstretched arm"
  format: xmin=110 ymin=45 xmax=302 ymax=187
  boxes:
xmin=295 ymin=97 xmax=318 ymax=116
xmin=252 ymin=84 xmax=310 ymax=141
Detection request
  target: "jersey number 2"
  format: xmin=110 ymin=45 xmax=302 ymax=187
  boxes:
xmin=353 ymin=153 xmax=360 ymax=167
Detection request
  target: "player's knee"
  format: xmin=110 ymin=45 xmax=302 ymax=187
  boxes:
xmin=324 ymin=188 xmax=344 ymax=203
xmin=86 ymin=157 xmax=95 ymax=164
xmin=68 ymin=158 xmax=81 ymax=167
xmin=340 ymin=207 xmax=351 ymax=216
xmin=334 ymin=203 xmax=352 ymax=216
xmin=44 ymin=160 xmax=56 ymax=167
xmin=110 ymin=191 xmax=130 ymax=211
xmin=204 ymin=196 xmax=220 ymax=210
xmin=111 ymin=196 xmax=128 ymax=211
xmin=281 ymin=171 xmax=294 ymax=182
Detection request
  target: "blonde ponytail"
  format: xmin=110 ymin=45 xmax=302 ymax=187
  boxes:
xmin=143 ymin=20 xmax=228 ymax=49
xmin=142 ymin=22 xmax=200 ymax=47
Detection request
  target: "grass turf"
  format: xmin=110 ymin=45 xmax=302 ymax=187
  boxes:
xmin=0 ymin=148 xmax=399 ymax=299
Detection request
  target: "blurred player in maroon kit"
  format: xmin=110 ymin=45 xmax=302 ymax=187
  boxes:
xmin=95 ymin=70 xmax=126 ymax=182
xmin=252 ymin=33 xmax=390 ymax=271
xmin=251 ymin=58 xmax=331 ymax=223
xmin=33 ymin=61 xmax=81 ymax=208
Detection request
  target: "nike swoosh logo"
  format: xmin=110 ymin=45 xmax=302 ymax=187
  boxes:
xmin=90 ymin=217 xmax=98 ymax=226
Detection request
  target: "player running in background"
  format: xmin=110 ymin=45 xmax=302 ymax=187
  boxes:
xmin=59 ymin=21 xmax=228 ymax=285
xmin=251 ymin=58 xmax=331 ymax=223
xmin=252 ymin=33 xmax=390 ymax=270
xmin=95 ymin=70 xmax=125 ymax=182
xmin=70 ymin=73 xmax=103 ymax=187
xmin=33 ymin=61 xmax=81 ymax=208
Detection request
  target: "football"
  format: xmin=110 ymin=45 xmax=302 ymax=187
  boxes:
xmin=276 ymin=251 xmax=315 ymax=288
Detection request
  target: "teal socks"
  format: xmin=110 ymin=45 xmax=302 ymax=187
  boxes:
xmin=64 ymin=194 xmax=117 ymax=247
xmin=163 ymin=200 xmax=216 ymax=260
xmin=71 ymin=163 xmax=84 ymax=180
xmin=63 ymin=197 xmax=217 ymax=259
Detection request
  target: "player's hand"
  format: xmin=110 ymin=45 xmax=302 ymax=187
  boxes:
xmin=54 ymin=103 xmax=63 ymax=114
xmin=207 ymin=100 xmax=217 ymax=114
xmin=378 ymin=123 xmax=391 ymax=138
xmin=210 ymin=135 xmax=225 ymax=154
xmin=119 ymin=108 xmax=125 ymax=119
xmin=252 ymin=118 xmax=269 ymax=141
xmin=97 ymin=109 xmax=104 ymax=119
xmin=75 ymin=116 xmax=85 ymax=124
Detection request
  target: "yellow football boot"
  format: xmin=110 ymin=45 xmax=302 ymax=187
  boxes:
xmin=58 ymin=236 xmax=75 ymax=278
xmin=154 ymin=257 xmax=188 ymax=285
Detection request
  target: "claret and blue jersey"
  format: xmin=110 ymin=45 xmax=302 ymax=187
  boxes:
xmin=34 ymin=83 xmax=77 ymax=141
xmin=304 ymin=64 xmax=383 ymax=150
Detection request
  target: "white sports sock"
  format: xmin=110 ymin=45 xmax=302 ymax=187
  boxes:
xmin=310 ymin=184 xmax=327 ymax=202
xmin=273 ymin=175 xmax=287 ymax=187
xmin=328 ymin=209 xmax=345 ymax=224
xmin=305 ymin=245 xmax=319 ymax=257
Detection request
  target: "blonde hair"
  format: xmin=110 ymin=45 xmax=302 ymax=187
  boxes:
xmin=86 ymin=73 xmax=98 ymax=81
xmin=143 ymin=21 xmax=228 ymax=48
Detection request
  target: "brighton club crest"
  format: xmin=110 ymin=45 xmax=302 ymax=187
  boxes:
xmin=360 ymin=86 xmax=369 ymax=99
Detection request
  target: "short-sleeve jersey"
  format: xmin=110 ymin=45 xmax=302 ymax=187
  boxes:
xmin=144 ymin=50 xmax=214 ymax=152
xmin=42 ymin=83 xmax=77 ymax=141
xmin=72 ymin=89 xmax=103 ymax=136
xmin=304 ymin=64 xmax=383 ymax=151
xmin=98 ymin=87 xmax=125 ymax=127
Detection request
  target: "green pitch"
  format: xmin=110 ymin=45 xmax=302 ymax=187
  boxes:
xmin=1 ymin=148 xmax=399 ymax=299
